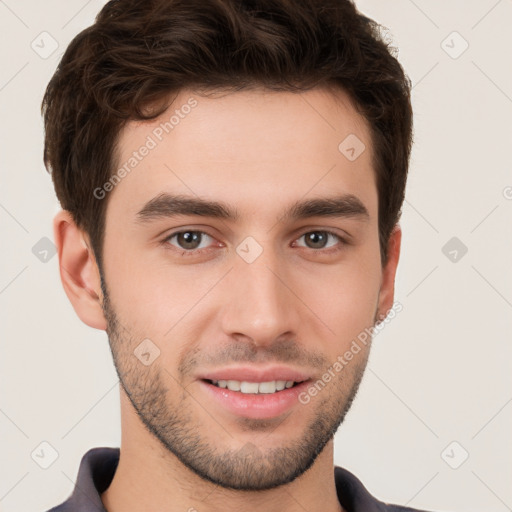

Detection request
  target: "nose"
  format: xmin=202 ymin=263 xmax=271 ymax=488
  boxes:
xmin=219 ymin=242 xmax=300 ymax=348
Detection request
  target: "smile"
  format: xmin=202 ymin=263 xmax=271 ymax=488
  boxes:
xmin=207 ymin=379 xmax=302 ymax=394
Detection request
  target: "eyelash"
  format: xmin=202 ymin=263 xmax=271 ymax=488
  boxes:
xmin=162 ymin=229 xmax=348 ymax=257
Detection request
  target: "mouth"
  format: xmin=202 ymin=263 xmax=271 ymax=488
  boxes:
xmin=204 ymin=379 xmax=305 ymax=394
xmin=199 ymin=378 xmax=312 ymax=419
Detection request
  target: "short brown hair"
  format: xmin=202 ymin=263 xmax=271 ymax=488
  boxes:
xmin=41 ymin=0 xmax=413 ymax=268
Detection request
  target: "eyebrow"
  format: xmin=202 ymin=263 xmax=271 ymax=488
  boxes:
xmin=135 ymin=192 xmax=370 ymax=224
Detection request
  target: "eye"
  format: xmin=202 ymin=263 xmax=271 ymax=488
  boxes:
xmin=164 ymin=230 xmax=216 ymax=253
xmin=162 ymin=228 xmax=347 ymax=258
xmin=294 ymin=230 xmax=346 ymax=252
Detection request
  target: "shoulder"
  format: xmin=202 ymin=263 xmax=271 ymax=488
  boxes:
xmin=44 ymin=447 xmax=120 ymax=512
xmin=334 ymin=466 xmax=438 ymax=512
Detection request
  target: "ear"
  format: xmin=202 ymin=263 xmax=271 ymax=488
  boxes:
xmin=53 ymin=210 xmax=107 ymax=330
xmin=376 ymin=224 xmax=402 ymax=322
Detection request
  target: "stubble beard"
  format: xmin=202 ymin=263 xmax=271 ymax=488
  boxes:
xmin=100 ymin=278 xmax=372 ymax=491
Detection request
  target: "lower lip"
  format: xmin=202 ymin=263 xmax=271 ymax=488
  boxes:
xmin=199 ymin=380 xmax=311 ymax=419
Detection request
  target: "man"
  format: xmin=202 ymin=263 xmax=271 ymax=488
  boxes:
xmin=41 ymin=0 xmax=431 ymax=510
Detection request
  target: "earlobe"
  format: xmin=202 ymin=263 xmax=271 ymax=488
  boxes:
xmin=53 ymin=210 xmax=107 ymax=330
xmin=377 ymin=224 xmax=402 ymax=321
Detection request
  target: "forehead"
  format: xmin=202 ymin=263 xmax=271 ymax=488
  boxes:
xmin=108 ymin=86 xmax=377 ymax=224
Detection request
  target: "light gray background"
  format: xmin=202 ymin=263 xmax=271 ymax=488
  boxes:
xmin=1 ymin=1 xmax=511 ymax=511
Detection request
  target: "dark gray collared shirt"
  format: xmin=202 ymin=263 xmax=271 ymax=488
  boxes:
xmin=46 ymin=447 xmax=434 ymax=512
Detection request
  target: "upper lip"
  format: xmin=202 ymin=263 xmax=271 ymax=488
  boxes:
xmin=198 ymin=366 xmax=312 ymax=383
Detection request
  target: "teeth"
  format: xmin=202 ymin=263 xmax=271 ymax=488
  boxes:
xmin=241 ymin=381 xmax=260 ymax=393
xmin=210 ymin=379 xmax=297 ymax=394
xmin=227 ymin=379 xmax=241 ymax=391
xmin=258 ymin=381 xmax=277 ymax=394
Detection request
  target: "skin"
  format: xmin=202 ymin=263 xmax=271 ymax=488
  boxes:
xmin=54 ymin=86 xmax=401 ymax=512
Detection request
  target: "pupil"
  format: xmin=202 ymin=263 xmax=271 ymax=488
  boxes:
xmin=307 ymin=232 xmax=326 ymax=249
xmin=179 ymin=231 xmax=200 ymax=249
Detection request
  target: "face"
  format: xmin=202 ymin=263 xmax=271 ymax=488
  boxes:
xmin=97 ymin=86 xmax=396 ymax=491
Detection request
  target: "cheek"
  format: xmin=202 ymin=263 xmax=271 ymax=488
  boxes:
xmin=103 ymin=247 xmax=223 ymax=347
xmin=101 ymin=208 xmax=184 ymax=329
xmin=303 ymin=251 xmax=381 ymax=343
